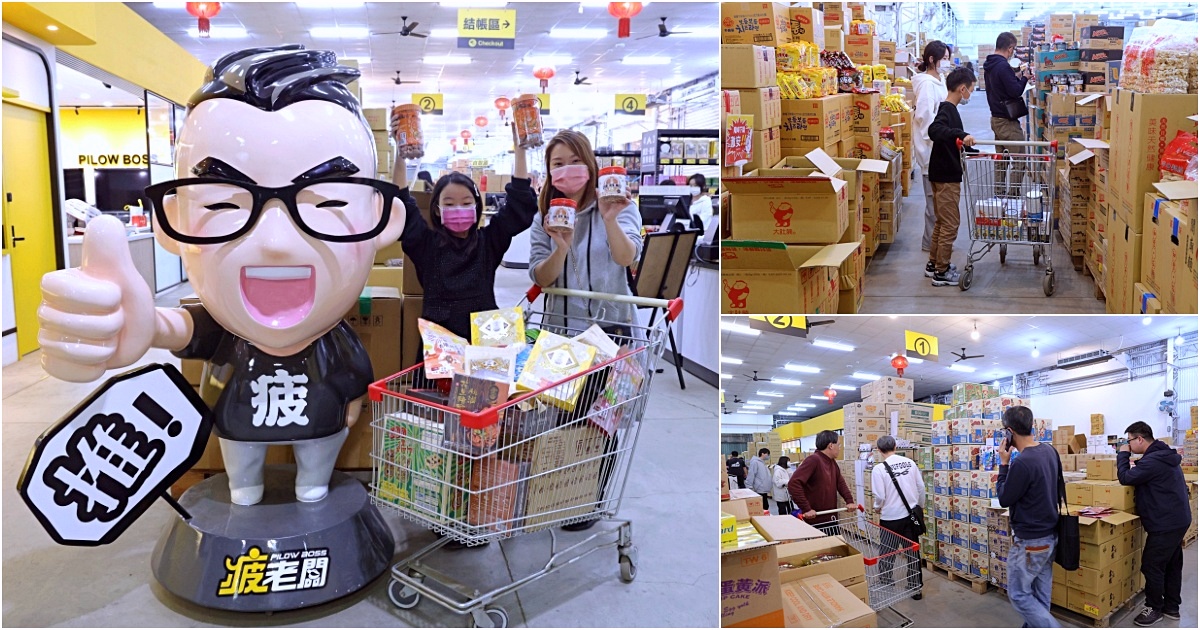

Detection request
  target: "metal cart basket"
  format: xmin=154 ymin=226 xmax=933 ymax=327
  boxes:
xmin=958 ymin=139 xmax=1059 ymax=295
xmin=367 ymin=286 xmax=682 ymax=627
xmin=798 ymin=507 xmax=923 ymax=627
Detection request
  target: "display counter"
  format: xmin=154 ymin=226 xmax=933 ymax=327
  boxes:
xmin=67 ymin=231 xmax=156 ymax=292
xmin=673 ymin=260 xmax=719 ymax=386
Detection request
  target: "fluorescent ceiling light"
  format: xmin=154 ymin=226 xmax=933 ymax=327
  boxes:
xmin=153 ymin=1 xmax=186 ymax=7
xmin=721 ymin=321 xmax=760 ymax=336
xmin=622 ymin=55 xmax=672 ymax=66
xmin=810 ymin=395 xmax=830 ymax=400
xmin=79 ymin=92 xmax=91 ymax=100
xmin=785 ymin=364 xmax=820 ymax=374
xmin=47 ymin=24 xmax=59 ymax=31
xmin=791 ymin=403 xmax=816 ymax=409
xmin=549 ymin=27 xmax=607 ymax=38
xmin=756 ymin=391 xmax=784 ymax=398
xmin=851 ymin=372 xmax=881 ymax=380
xmin=341 ymin=56 xmax=371 ymax=65
xmin=310 ymin=26 xmax=369 ymax=39
xmin=441 ymin=0 xmax=508 ymax=7
xmin=829 ymin=384 xmax=856 ymax=391
xmin=295 ymin=0 xmax=365 ymax=7
xmin=187 ymin=26 xmax=249 ymax=38
xmin=427 ymin=28 xmax=459 ymax=38
xmin=771 ymin=378 xmax=803 ymax=386
xmin=984 ymin=11 xmax=1003 ymax=21
xmin=737 ymin=411 xmax=760 ymax=415
xmin=424 ymin=55 xmax=473 ymax=65
xmin=672 ymin=27 xmax=720 ymax=38
xmin=746 ymin=400 xmax=771 ymax=406
xmin=720 ymin=374 xmax=733 ymax=380
xmin=812 ymin=339 xmax=855 ymax=352
xmin=778 ymin=412 xmax=798 ymax=417
xmin=720 ymin=356 xmax=743 ymax=365
xmin=102 ymin=101 xmax=113 ymax=107
xmin=948 ymin=364 xmax=977 ymax=373
xmin=523 ymin=54 xmax=573 ymax=66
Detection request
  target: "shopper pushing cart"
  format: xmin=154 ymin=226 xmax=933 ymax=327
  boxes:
xmin=369 ymin=286 xmax=680 ymax=628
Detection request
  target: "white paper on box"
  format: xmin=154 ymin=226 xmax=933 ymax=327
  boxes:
xmin=1076 ymin=94 xmax=1105 ymax=106
xmin=1071 ymin=138 xmax=1109 ymax=150
xmin=806 ymin=148 xmax=843 ymax=178
xmin=1068 ymin=149 xmax=1095 ymax=165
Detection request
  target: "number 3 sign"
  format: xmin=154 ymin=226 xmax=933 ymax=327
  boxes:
xmin=18 ymin=364 xmax=211 ymax=546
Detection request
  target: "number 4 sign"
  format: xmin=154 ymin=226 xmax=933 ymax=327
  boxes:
xmin=19 ymin=364 xmax=211 ymax=546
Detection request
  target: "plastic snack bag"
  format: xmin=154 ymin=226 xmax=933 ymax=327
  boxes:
xmin=586 ymin=346 xmax=647 ymax=436
xmin=573 ymin=324 xmax=620 ymax=362
xmin=465 ymin=344 xmax=523 ymax=386
xmin=470 ymin=306 xmax=525 ymax=347
xmin=419 ymin=318 xmax=468 ymax=379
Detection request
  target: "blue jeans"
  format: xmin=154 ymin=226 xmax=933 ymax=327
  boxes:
xmin=1007 ymin=534 xmax=1060 ymax=628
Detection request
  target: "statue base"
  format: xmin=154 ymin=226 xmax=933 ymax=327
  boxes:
xmin=151 ymin=465 xmax=394 ymax=612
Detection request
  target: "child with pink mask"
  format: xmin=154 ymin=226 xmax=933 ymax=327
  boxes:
xmin=530 ymin=130 xmax=643 ymax=335
xmin=394 ymin=125 xmax=536 ymax=341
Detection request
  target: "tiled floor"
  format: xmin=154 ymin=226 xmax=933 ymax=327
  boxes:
xmin=3 ymin=265 xmax=719 ymax=627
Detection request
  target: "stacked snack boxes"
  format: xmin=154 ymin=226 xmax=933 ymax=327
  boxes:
xmin=1138 ymin=184 xmax=1198 ymax=315
xmin=1058 ymin=139 xmax=1094 ymax=259
xmin=1054 ymin=509 xmax=1145 ymax=617
xmin=1078 ymin=25 xmax=1125 ymax=94
xmin=840 ymin=401 xmax=888 ymax=460
xmin=987 ymin=507 xmax=1011 ymax=589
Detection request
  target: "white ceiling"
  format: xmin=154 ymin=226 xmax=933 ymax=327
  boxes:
xmin=720 ymin=315 xmax=1199 ymax=419
xmin=55 ymin=62 xmax=144 ymax=107
xmin=945 ymin=1 xmax=1196 ymax=24
xmin=126 ymin=2 xmax=718 ymax=159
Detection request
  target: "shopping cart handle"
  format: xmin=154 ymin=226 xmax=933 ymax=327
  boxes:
xmin=525 ymin=285 xmax=543 ymax=303
xmin=666 ymin=298 xmax=684 ymax=322
xmin=956 ymin=138 xmax=963 ymax=150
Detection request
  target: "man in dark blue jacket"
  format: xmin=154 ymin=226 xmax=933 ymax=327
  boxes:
xmin=997 ymin=406 xmax=1062 ymax=628
xmin=1118 ymin=421 xmax=1192 ymax=626
xmin=983 ymin=32 xmax=1029 ymax=143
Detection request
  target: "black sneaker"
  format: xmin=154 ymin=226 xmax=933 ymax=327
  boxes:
xmin=911 ymin=593 xmax=923 ymax=601
xmin=925 ymin=261 xmax=957 ymax=278
xmin=1134 ymin=607 xmax=1164 ymax=626
xmin=562 ymin=518 xmax=600 ymax=531
xmin=931 ymin=269 xmax=961 ymax=287
xmin=1162 ymin=610 xmax=1180 ymax=620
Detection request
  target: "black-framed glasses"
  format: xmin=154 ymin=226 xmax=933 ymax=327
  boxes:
xmin=144 ymin=176 xmax=401 ymax=245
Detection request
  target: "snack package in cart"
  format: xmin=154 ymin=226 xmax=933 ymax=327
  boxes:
xmin=444 ymin=373 xmax=511 ymax=456
xmin=516 ymin=331 xmax=597 ymax=411
xmin=470 ymin=306 xmax=526 ymax=348
xmin=572 ymin=324 xmax=620 ymax=362
xmin=419 ymin=318 xmax=468 ymax=379
xmin=465 ymin=344 xmax=523 ymax=386
xmin=587 ymin=346 xmax=648 ymax=437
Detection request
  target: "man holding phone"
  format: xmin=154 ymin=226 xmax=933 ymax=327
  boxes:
xmin=1117 ymin=421 xmax=1191 ymax=626
xmin=996 ymin=406 xmax=1062 ymax=628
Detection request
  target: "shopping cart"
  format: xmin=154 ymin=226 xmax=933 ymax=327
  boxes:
xmin=368 ymin=286 xmax=681 ymax=628
xmin=957 ymin=139 xmax=1059 ymax=295
xmin=797 ymin=507 xmax=922 ymax=627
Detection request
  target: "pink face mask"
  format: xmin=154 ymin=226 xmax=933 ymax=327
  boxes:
xmin=440 ymin=206 xmax=476 ymax=233
xmin=550 ymin=164 xmax=590 ymax=195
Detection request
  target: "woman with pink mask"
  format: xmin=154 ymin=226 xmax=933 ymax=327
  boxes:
xmin=393 ymin=126 xmax=536 ymax=341
xmin=530 ymin=130 xmax=643 ymax=335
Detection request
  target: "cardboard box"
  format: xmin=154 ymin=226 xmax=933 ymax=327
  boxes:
xmin=345 ymin=286 xmax=403 ymax=382
xmin=725 ymin=175 xmax=849 ymax=243
xmin=739 ymin=87 xmax=783 ymax=130
xmin=781 ymin=96 xmax=842 ymax=147
xmin=788 ymin=7 xmax=825 ymax=47
xmin=780 ymin=574 xmax=877 ymax=628
xmin=1141 ymin=183 xmax=1199 ymax=314
xmin=722 ymin=542 xmax=784 ymax=627
xmin=1090 ymin=481 xmax=1136 ymax=511
xmin=1087 ymin=458 xmax=1118 ymax=481
xmin=878 ymin=40 xmax=896 ymax=60
xmin=722 ymin=45 xmax=777 ymax=88
xmin=1090 ymin=414 xmax=1105 ymax=435
xmin=776 ymin=535 xmax=866 ymax=586
xmin=367 ymin=264 xmax=404 ymax=294
xmin=1080 ymin=25 xmax=1125 ymax=39
xmin=1067 ymin=562 xmax=1122 ymax=594
xmin=844 ymin=34 xmax=878 ymax=65
xmin=1068 ymin=586 xmax=1120 ymax=619
xmin=746 ymin=126 xmax=782 ymax=172
xmin=822 ymin=4 xmax=847 ymax=28
xmin=1109 ymin=90 xmax=1198 ymax=217
xmin=400 ymin=295 xmax=422 ymax=369
xmin=1105 ymin=211 xmax=1143 ymax=314
xmin=1077 ymin=510 xmax=1140 ymax=545
xmin=752 ymin=515 xmax=826 ymax=543
xmin=848 ymin=92 xmax=881 ymax=136
xmin=721 ymin=241 xmax=859 ymax=313
xmin=824 ymin=27 xmax=844 ymax=52
xmin=721 ymin=2 xmax=792 ymax=46
xmin=846 ymin=135 xmax=881 ymax=161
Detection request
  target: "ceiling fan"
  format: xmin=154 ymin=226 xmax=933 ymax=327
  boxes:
xmin=741 ymin=370 xmax=769 ymax=382
xmin=375 ymin=16 xmax=428 ymax=38
xmin=951 ymin=347 xmax=985 ymax=363
xmin=392 ymin=71 xmax=421 ymax=85
xmin=573 ymin=70 xmax=592 ymax=86
xmin=638 ymin=16 xmax=690 ymax=39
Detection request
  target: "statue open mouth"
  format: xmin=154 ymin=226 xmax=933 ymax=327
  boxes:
xmin=240 ymin=265 xmax=315 ymax=328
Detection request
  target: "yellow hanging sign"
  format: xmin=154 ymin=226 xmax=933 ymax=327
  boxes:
xmin=535 ymin=93 xmax=550 ymax=115
xmin=457 ymin=8 xmax=516 ymax=49
xmin=748 ymin=316 xmax=808 ymax=337
xmin=412 ymin=93 xmax=444 ymax=115
xmin=904 ymin=330 xmax=939 ymax=362
xmin=614 ymin=94 xmax=647 ymax=115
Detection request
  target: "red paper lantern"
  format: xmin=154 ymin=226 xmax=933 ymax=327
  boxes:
xmin=186 ymin=2 xmax=221 ymax=38
xmin=533 ymin=66 xmax=556 ymax=91
xmin=460 ymin=130 xmax=472 ymax=140
xmin=475 ymin=116 xmax=488 ymax=128
xmin=891 ymin=354 xmax=909 ymax=377
xmin=494 ymin=96 xmax=511 ymax=122
xmin=823 ymin=388 xmax=837 ymax=404
xmin=608 ymin=2 xmax=643 ymax=39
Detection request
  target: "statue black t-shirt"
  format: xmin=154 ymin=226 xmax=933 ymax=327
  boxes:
xmin=173 ymin=304 xmax=373 ymax=442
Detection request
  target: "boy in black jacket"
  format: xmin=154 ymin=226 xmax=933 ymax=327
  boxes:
xmin=1118 ymin=421 xmax=1192 ymax=626
xmin=926 ymin=67 xmax=977 ymax=287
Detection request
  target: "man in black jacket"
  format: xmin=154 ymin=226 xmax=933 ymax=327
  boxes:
xmin=1118 ymin=421 xmax=1192 ymax=626
xmin=983 ymin=32 xmax=1029 ymax=143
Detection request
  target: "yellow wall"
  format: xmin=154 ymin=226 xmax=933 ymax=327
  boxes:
xmin=782 ymin=403 xmax=952 ymax=438
xmin=6 ymin=3 xmax=207 ymax=105
xmin=58 ymin=108 xmax=147 ymax=168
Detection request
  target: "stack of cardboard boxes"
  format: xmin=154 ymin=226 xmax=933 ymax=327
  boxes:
xmin=1079 ymin=26 xmax=1125 ymax=94
xmin=1058 ymin=139 xmax=1093 ymax=261
xmin=363 ymin=107 xmax=392 ymax=178
xmin=721 ymin=43 xmax=780 ymax=173
xmin=1055 ymin=505 xmax=1145 ymax=619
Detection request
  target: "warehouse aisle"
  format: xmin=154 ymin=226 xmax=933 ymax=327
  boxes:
xmin=861 ymin=95 xmax=1107 ymax=314
xmin=2 ymin=266 xmax=718 ymax=627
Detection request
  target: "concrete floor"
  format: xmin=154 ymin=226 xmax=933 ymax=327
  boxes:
xmin=765 ymin=496 xmax=1198 ymax=629
xmin=861 ymin=94 xmax=1107 ymax=315
xmin=2 ymin=265 xmax=719 ymax=627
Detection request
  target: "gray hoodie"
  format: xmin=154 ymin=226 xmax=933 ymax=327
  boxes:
xmin=746 ymin=456 xmax=771 ymax=494
xmin=529 ymin=200 xmax=644 ymax=333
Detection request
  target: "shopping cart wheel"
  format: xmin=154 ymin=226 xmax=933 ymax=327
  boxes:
xmin=959 ymin=266 xmax=973 ymax=291
xmin=471 ymin=607 xmax=509 ymax=628
xmin=620 ymin=556 xmax=638 ymax=583
xmin=1043 ymin=271 xmax=1056 ymax=296
xmin=999 ymin=244 xmax=1007 ymax=265
xmin=387 ymin=579 xmax=421 ymax=609
xmin=1033 ymin=246 xmax=1042 ymax=266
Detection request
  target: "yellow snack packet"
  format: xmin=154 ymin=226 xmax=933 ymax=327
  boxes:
xmin=470 ymin=306 xmax=525 ymax=347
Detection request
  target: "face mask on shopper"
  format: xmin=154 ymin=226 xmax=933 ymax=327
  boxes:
xmin=550 ymin=164 xmax=590 ymax=195
xmin=958 ymin=87 xmax=972 ymax=106
xmin=440 ymin=205 xmax=477 ymax=232
xmin=938 ymin=60 xmax=953 ymax=74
